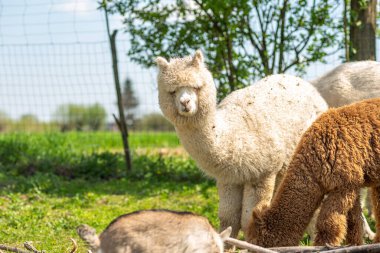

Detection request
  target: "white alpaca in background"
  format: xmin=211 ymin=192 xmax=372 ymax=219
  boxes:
xmin=156 ymin=50 xmax=328 ymax=237
xmin=310 ymin=60 xmax=380 ymax=240
xmin=311 ymin=61 xmax=380 ymax=108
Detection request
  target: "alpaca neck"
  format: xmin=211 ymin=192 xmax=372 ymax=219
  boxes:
xmin=175 ymin=109 xmax=219 ymax=162
xmin=262 ymin=165 xmax=324 ymax=247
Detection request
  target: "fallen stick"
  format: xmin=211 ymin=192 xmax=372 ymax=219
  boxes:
xmin=269 ymin=245 xmax=336 ymax=252
xmin=0 ymin=245 xmax=30 ymax=253
xmin=322 ymin=243 xmax=380 ymax=253
xmin=0 ymin=239 xmax=77 ymax=253
xmin=225 ymin=238 xmax=380 ymax=253
xmin=224 ymin=238 xmax=277 ymax=253
xmin=23 ymin=242 xmax=43 ymax=253
xmin=69 ymin=239 xmax=77 ymax=253
xmin=270 ymin=243 xmax=380 ymax=253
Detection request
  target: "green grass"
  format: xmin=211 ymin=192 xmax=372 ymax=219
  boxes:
xmin=0 ymin=131 xmax=180 ymax=152
xmin=0 ymin=132 xmax=376 ymax=252
xmin=0 ymin=132 xmax=217 ymax=252
xmin=0 ymin=172 xmax=218 ymax=252
xmin=0 ymin=131 xmax=181 ymax=180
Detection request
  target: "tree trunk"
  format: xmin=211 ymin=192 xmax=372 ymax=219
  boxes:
xmin=349 ymin=0 xmax=377 ymax=61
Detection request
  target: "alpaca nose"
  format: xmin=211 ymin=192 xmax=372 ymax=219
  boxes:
xmin=180 ymin=99 xmax=190 ymax=106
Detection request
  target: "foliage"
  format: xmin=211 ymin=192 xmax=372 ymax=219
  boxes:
xmin=134 ymin=113 xmax=175 ymax=131
xmin=0 ymin=110 xmax=11 ymax=132
xmin=122 ymin=77 xmax=139 ymax=128
xmin=377 ymin=7 xmax=380 ymax=37
xmin=54 ymin=103 xmax=107 ymax=131
xmin=0 ymin=115 xmax=60 ymax=133
xmin=105 ymin=0 xmax=341 ymax=99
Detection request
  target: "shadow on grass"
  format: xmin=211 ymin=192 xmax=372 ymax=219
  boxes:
xmin=0 ymin=173 xmax=214 ymax=196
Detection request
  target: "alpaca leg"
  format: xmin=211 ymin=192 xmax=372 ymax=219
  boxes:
xmin=346 ymin=194 xmax=363 ymax=245
xmin=241 ymin=173 xmax=276 ymax=235
xmin=371 ymin=186 xmax=380 ymax=243
xmin=217 ymin=181 xmax=243 ymax=238
xmin=305 ymin=208 xmax=320 ymax=242
xmin=366 ymin=188 xmax=374 ymax=218
xmin=314 ymin=188 xmax=358 ymax=246
xmin=360 ymin=189 xmax=375 ymax=240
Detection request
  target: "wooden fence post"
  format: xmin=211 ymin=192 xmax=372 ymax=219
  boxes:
xmin=103 ymin=7 xmax=132 ymax=172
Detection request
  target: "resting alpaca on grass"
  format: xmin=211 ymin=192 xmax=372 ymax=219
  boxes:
xmin=310 ymin=61 xmax=380 ymax=108
xmin=77 ymin=210 xmax=231 ymax=253
xmin=247 ymin=98 xmax=380 ymax=247
xmin=156 ymin=50 xmax=328 ymax=237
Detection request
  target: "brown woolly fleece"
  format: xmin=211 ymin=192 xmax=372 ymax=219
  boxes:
xmin=247 ymin=98 xmax=380 ymax=247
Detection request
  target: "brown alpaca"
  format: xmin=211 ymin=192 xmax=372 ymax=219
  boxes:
xmin=247 ymin=98 xmax=380 ymax=247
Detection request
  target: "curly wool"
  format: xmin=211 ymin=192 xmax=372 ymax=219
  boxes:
xmin=248 ymin=98 xmax=380 ymax=247
xmin=156 ymin=51 xmax=328 ymax=237
xmin=311 ymin=61 xmax=380 ymax=107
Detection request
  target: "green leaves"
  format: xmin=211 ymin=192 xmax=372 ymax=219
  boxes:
xmin=106 ymin=0 xmax=341 ymax=99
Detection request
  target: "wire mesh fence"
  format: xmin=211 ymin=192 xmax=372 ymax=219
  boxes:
xmin=0 ymin=0 xmax=378 ymax=136
xmin=0 ymin=0 xmax=165 ymax=136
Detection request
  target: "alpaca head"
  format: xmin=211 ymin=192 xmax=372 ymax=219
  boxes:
xmin=248 ymin=205 xmax=302 ymax=247
xmin=247 ymin=206 xmax=268 ymax=245
xmin=156 ymin=50 xmax=217 ymax=125
xmin=247 ymin=205 xmax=282 ymax=247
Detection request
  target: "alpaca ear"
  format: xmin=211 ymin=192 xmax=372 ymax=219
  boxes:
xmin=219 ymin=226 xmax=232 ymax=241
xmin=156 ymin=57 xmax=169 ymax=70
xmin=192 ymin=49 xmax=204 ymax=68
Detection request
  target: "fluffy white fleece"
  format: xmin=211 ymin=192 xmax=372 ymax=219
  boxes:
xmin=311 ymin=61 xmax=380 ymax=107
xmin=156 ymin=50 xmax=328 ymax=237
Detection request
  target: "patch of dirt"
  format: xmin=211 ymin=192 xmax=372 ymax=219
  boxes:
xmin=135 ymin=147 xmax=189 ymax=157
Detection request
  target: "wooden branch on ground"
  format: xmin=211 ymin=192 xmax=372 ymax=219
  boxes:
xmin=225 ymin=238 xmax=380 ymax=253
xmin=0 ymin=245 xmax=31 ymax=253
xmin=323 ymin=243 xmax=380 ymax=253
xmin=23 ymin=242 xmax=44 ymax=253
xmin=225 ymin=238 xmax=277 ymax=253
xmin=0 ymin=239 xmax=77 ymax=253
xmin=69 ymin=238 xmax=77 ymax=253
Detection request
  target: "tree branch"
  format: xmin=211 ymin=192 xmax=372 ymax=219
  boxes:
xmin=253 ymin=3 xmax=270 ymax=74
xmin=245 ymin=14 xmax=269 ymax=74
xmin=226 ymin=237 xmax=380 ymax=253
xmin=225 ymin=238 xmax=277 ymax=253
xmin=278 ymin=0 xmax=289 ymax=72
xmin=271 ymin=0 xmax=283 ymax=72
xmin=0 ymin=245 xmax=30 ymax=253
xmin=0 ymin=239 xmax=77 ymax=253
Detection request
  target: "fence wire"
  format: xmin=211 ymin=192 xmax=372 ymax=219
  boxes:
xmin=0 ymin=0 xmax=378 ymax=134
xmin=0 ymin=0 xmax=161 ymax=134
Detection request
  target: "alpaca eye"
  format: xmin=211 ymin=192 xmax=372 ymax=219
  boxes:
xmin=169 ymin=91 xmax=176 ymax=95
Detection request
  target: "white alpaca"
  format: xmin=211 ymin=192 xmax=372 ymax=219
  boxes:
xmin=156 ymin=50 xmax=328 ymax=237
xmin=310 ymin=61 xmax=380 ymax=108
xmin=310 ymin=60 xmax=380 ymax=240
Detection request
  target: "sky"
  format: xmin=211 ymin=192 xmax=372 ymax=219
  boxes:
xmin=0 ymin=0 xmax=379 ymax=122
xmin=0 ymin=0 xmax=159 ymax=122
